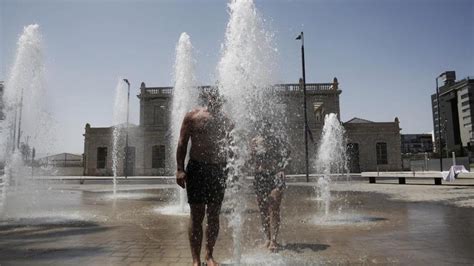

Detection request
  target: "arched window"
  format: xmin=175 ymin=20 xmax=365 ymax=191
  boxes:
xmin=313 ymin=102 xmax=324 ymax=123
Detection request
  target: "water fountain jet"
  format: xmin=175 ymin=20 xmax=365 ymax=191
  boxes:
xmin=315 ymin=113 xmax=347 ymax=216
xmin=217 ymin=0 xmax=281 ymax=262
xmin=156 ymin=32 xmax=198 ymax=216
xmin=111 ymin=78 xmax=129 ymax=195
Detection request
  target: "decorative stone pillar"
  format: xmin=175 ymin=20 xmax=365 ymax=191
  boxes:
xmin=332 ymin=77 xmax=339 ymax=90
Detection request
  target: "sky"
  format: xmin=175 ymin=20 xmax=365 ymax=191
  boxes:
xmin=1 ymin=0 xmax=473 ymax=154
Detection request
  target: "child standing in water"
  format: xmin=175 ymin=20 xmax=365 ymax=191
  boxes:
xmin=250 ymin=120 xmax=289 ymax=252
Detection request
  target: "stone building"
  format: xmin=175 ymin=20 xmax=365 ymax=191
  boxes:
xmin=83 ymin=79 xmax=402 ymax=175
xmin=345 ymin=117 xmax=402 ymax=172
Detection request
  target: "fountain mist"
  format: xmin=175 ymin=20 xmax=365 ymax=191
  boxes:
xmin=1 ymin=25 xmax=51 ymax=159
xmin=315 ymin=113 xmax=347 ymax=216
xmin=218 ymin=0 xmax=281 ymax=263
xmin=0 ymin=24 xmax=53 ymax=216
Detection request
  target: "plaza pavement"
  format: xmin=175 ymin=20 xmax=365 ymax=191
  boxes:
xmin=1 ymin=176 xmax=474 ymax=265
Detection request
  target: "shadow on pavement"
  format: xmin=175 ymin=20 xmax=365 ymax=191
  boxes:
xmin=283 ymin=243 xmax=330 ymax=253
xmin=220 ymin=208 xmax=259 ymax=215
xmin=0 ymin=246 xmax=106 ymax=261
xmin=0 ymin=218 xmax=110 ymax=239
xmin=0 ymin=218 xmax=111 ymax=261
xmin=1 ymin=226 xmax=110 ymax=239
xmin=0 ymin=218 xmax=99 ymax=231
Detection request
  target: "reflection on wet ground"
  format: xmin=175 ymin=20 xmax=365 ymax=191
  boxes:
xmin=1 ymin=181 xmax=474 ymax=265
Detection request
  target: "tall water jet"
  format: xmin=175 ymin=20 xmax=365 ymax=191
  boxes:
xmin=217 ymin=0 xmax=280 ymax=262
xmin=315 ymin=113 xmax=347 ymax=216
xmin=0 ymin=24 xmax=53 ymax=216
xmin=111 ymin=79 xmax=129 ymax=194
xmin=166 ymin=32 xmax=198 ymax=214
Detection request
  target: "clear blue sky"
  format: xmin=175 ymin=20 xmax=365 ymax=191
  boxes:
xmin=1 ymin=0 xmax=473 ymax=154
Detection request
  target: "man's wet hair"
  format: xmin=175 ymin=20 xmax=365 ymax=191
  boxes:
xmin=206 ymin=87 xmax=225 ymax=105
xmin=207 ymin=87 xmax=219 ymax=97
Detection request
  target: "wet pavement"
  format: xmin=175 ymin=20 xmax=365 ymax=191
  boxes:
xmin=1 ymin=180 xmax=474 ymax=265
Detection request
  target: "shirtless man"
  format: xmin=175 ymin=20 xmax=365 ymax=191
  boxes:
xmin=176 ymin=89 xmax=232 ymax=266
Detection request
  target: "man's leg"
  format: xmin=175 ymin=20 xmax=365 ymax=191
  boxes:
xmin=269 ymin=188 xmax=283 ymax=251
xmin=205 ymin=202 xmax=222 ymax=266
xmin=189 ymin=204 xmax=206 ymax=266
xmin=256 ymin=194 xmax=271 ymax=247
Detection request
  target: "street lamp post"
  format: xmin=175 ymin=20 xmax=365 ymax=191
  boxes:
xmin=16 ymin=86 xmax=25 ymax=151
xmin=31 ymin=147 xmax=35 ymax=177
xmin=444 ymin=119 xmax=449 ymax=158
xmin=123 ymin=79 xmax=130 ymax=179
xmin=296 ymin=31 xmax=309 ymax=182
xmin=435 ymin=75 xmax=443 ymax=171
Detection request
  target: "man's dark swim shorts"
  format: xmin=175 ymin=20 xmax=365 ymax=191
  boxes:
xmin=186 ymin=160 xmax=227 ymax=204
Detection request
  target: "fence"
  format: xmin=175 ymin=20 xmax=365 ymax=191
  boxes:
xmin=406 ymin=156 xmax=470 ymax=171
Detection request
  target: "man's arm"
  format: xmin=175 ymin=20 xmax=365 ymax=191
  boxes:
xmin=176 ymin=112 xmax=192 ymax=188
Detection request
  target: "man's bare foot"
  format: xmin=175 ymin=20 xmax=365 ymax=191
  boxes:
xmin=268 ymin=240 xmax=281 ymax=252
xmin=206 ymin=257 xmax=219 ymax=266
xmin=260 ymin=239 xmax=271 ymax=249
xmin=192 ymin=260 xmax=200 ymax=266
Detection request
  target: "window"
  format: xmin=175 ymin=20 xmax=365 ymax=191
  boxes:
xmin=154 ymin=106 xmax=165 ymax=125
xmin=376 ymin=142 xmax=388 ymax=165
xmin=461 ymin=93 xmax=470 ymax=99
xmin=152 ymin=145 xmax=166 ymax=168
xmin=313 ymin=102 xmax=324 ymax=122
xmin=97 ymin=147 xmax=107 ymax=169
xmin=462 ymin=100 xmax=470 ymax=106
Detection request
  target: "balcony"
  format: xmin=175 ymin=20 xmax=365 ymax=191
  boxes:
xmin=139 ymin=83 xmax=340 ymax=98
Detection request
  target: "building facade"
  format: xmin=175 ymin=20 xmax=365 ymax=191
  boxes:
xmin=431 ymin=71 xmax=474 ymax=155
xmin=84 ymin=79 xmax=402 ymax=175
xmin=401 ymin=134 xmax=434 ymax=154
xmin=344 ymin=118 xmax=402 ymax=172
